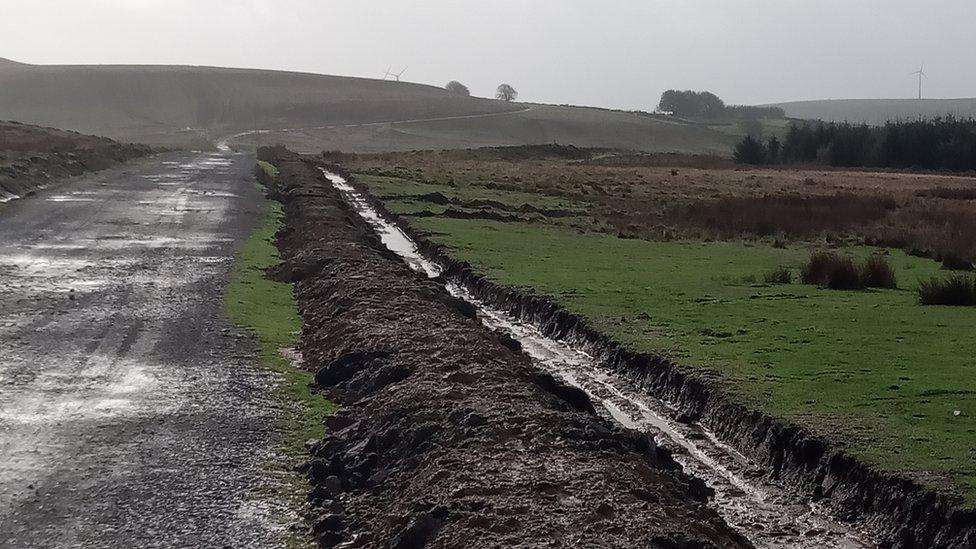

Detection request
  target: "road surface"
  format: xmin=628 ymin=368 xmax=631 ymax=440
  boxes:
xmin=0 ymin=153 xmax=285 ymax=547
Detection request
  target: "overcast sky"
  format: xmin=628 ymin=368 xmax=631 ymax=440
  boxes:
xmin=2 ymin=0 xmax=974 ymax=109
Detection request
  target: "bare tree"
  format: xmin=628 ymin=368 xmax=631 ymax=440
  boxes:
xmin=445 ymin=80 xmax=470 ymax=96
xmin=496 ymin=83 xmax=518 ymax=102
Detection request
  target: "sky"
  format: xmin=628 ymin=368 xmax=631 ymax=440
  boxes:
xmin=2 ymin=0 xmax=974 ymax=110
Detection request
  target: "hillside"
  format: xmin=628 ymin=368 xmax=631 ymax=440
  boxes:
xmin=772 ymin=98 xmax=976 ymax=125
xmin=230 ymin=104 xmax=741 ymax=155
xmin=0 ymin=58 xmax=520 ymax=148
xmin=0 ymin=58 xmax=739 ymax=154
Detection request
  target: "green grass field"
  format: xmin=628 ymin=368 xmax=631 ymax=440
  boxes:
xmin=360 ymin=174 xmax=976 ymax=504
xmin=226 ymin=166 xmax=335 ymax=546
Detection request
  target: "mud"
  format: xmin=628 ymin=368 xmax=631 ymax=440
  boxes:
xmin=267 ymin=149 xmax=753 ymax=548
xmin=317 ymin=165 xmax=976 ymax=548
xmin=0 ymin=120 xmax=153 ymax=202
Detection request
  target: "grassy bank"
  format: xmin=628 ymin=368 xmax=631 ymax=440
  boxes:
xmin=360 ymin=174 xmax=976 ymax=504
xmin=226 ymin=163 xmax=335 ymax=545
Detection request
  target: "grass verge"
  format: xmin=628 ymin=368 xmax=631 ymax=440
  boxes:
xmin=226 ymin=165 xmax=335 ymax=547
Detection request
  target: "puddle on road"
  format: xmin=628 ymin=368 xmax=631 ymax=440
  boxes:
xmin=0 ymin=354 xmax=162 ymax=424
xmin=322 ymin=168 xmax=877 ymax=549
xmin=0 ymin=152 xmax=286 ymax=546
xmin=45 ymin=195 xmax=98 ymax=202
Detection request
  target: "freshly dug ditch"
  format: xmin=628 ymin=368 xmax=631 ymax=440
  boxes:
xmin=267 ymin=149 xmax=753 ymax=548
xmin=316 ymin=175 xmax=976 ymax=549
xmin=298 ymin=161 xmax=976 ymax=548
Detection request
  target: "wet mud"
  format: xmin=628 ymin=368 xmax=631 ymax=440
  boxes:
xmin=267 ymin=149 xmax=753 ymax=548
xmin=0 ymin=120 xmax=153 ymax=202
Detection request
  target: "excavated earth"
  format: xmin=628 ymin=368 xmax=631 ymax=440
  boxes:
xmin=0 ymin=120 xmax=153 ymax=201
xmin=269 ymin=150 xmax=754 ymax=548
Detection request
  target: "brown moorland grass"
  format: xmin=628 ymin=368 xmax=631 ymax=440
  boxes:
xmin=915 ymin=186 xmax=976 ymax=200
xmin=678 ymin=194 xmax=897 ymax=237
xmin=332 ymin=147 xmax=976 ymax=262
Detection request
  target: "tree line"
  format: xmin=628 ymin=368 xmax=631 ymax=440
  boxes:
xmin=734 ymin=117 xmax=976 ymax=171
xmin=657 ymin=89 xmax=784 ymax=119
xmin=444 ymin=81 xmax=518 ymax=102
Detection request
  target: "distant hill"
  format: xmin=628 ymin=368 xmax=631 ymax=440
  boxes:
xmin=0 ymin=58 xmax=741 ymax=154
xmin=0 ymin=58 xmax=520 ymax=148
xmin=770 ymin=98 xmax=976 ymax=125
xmin=229 ymin=104 xmax=744 ymax=156
xmin=0 ymin=58 xmax=27 ymax=68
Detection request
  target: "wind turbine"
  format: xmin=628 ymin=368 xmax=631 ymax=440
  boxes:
xmin=390 ymin=67 xmax=407 ymax=82
xmin=383 ymin=65 xmax=393 ymax=80
xmin=911 ymin=64 xmax=926 ymax=100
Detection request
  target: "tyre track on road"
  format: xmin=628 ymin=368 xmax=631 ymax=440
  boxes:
xmin=0 ymin=153 xmax=287 ymax=548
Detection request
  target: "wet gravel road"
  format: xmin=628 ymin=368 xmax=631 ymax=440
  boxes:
xmin=0 ymin=153 xmax=285 ymax=548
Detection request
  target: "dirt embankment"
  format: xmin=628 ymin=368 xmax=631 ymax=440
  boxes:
xmin=265 ymin=148 xmax=752 ymax=548
xmin=0 ymin=121 xmax=153 ymax=201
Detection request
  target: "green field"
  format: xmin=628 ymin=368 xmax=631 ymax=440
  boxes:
xmin=360 ymin=174 xmax=976 ymax=503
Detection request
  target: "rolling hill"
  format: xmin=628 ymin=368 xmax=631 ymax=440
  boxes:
xmin=771 ymin=98 xmax=976 ymax=125
xmin=228 ymin=104 xmax=742 ymax=155
xmin=0 ymin=58 xmax=520 ymax=148
xmin=0 ymin=58 xmax=740 ymax=154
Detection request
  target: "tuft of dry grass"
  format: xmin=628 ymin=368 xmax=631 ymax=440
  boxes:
xmin=861 ymin=255 xmax=897 ymax=289
xmin=763 ymin=266 xmax=792 ymax=284
xmin=800 ymin=252 xmax=897 ymax=290
xmin=918 ymin=274 xmax=976 ymax=306
xmin=800 ymin=252 xmax=864 ymax=290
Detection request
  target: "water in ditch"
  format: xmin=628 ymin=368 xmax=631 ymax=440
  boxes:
xmin=323 ymin=168 xmax=876 ymax=549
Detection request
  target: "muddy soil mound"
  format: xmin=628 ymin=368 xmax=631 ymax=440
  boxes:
xmin=0 ymin=120 xmax=153 ymax=200
xmin=267 ymin=149 xmax=753 ymax=548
